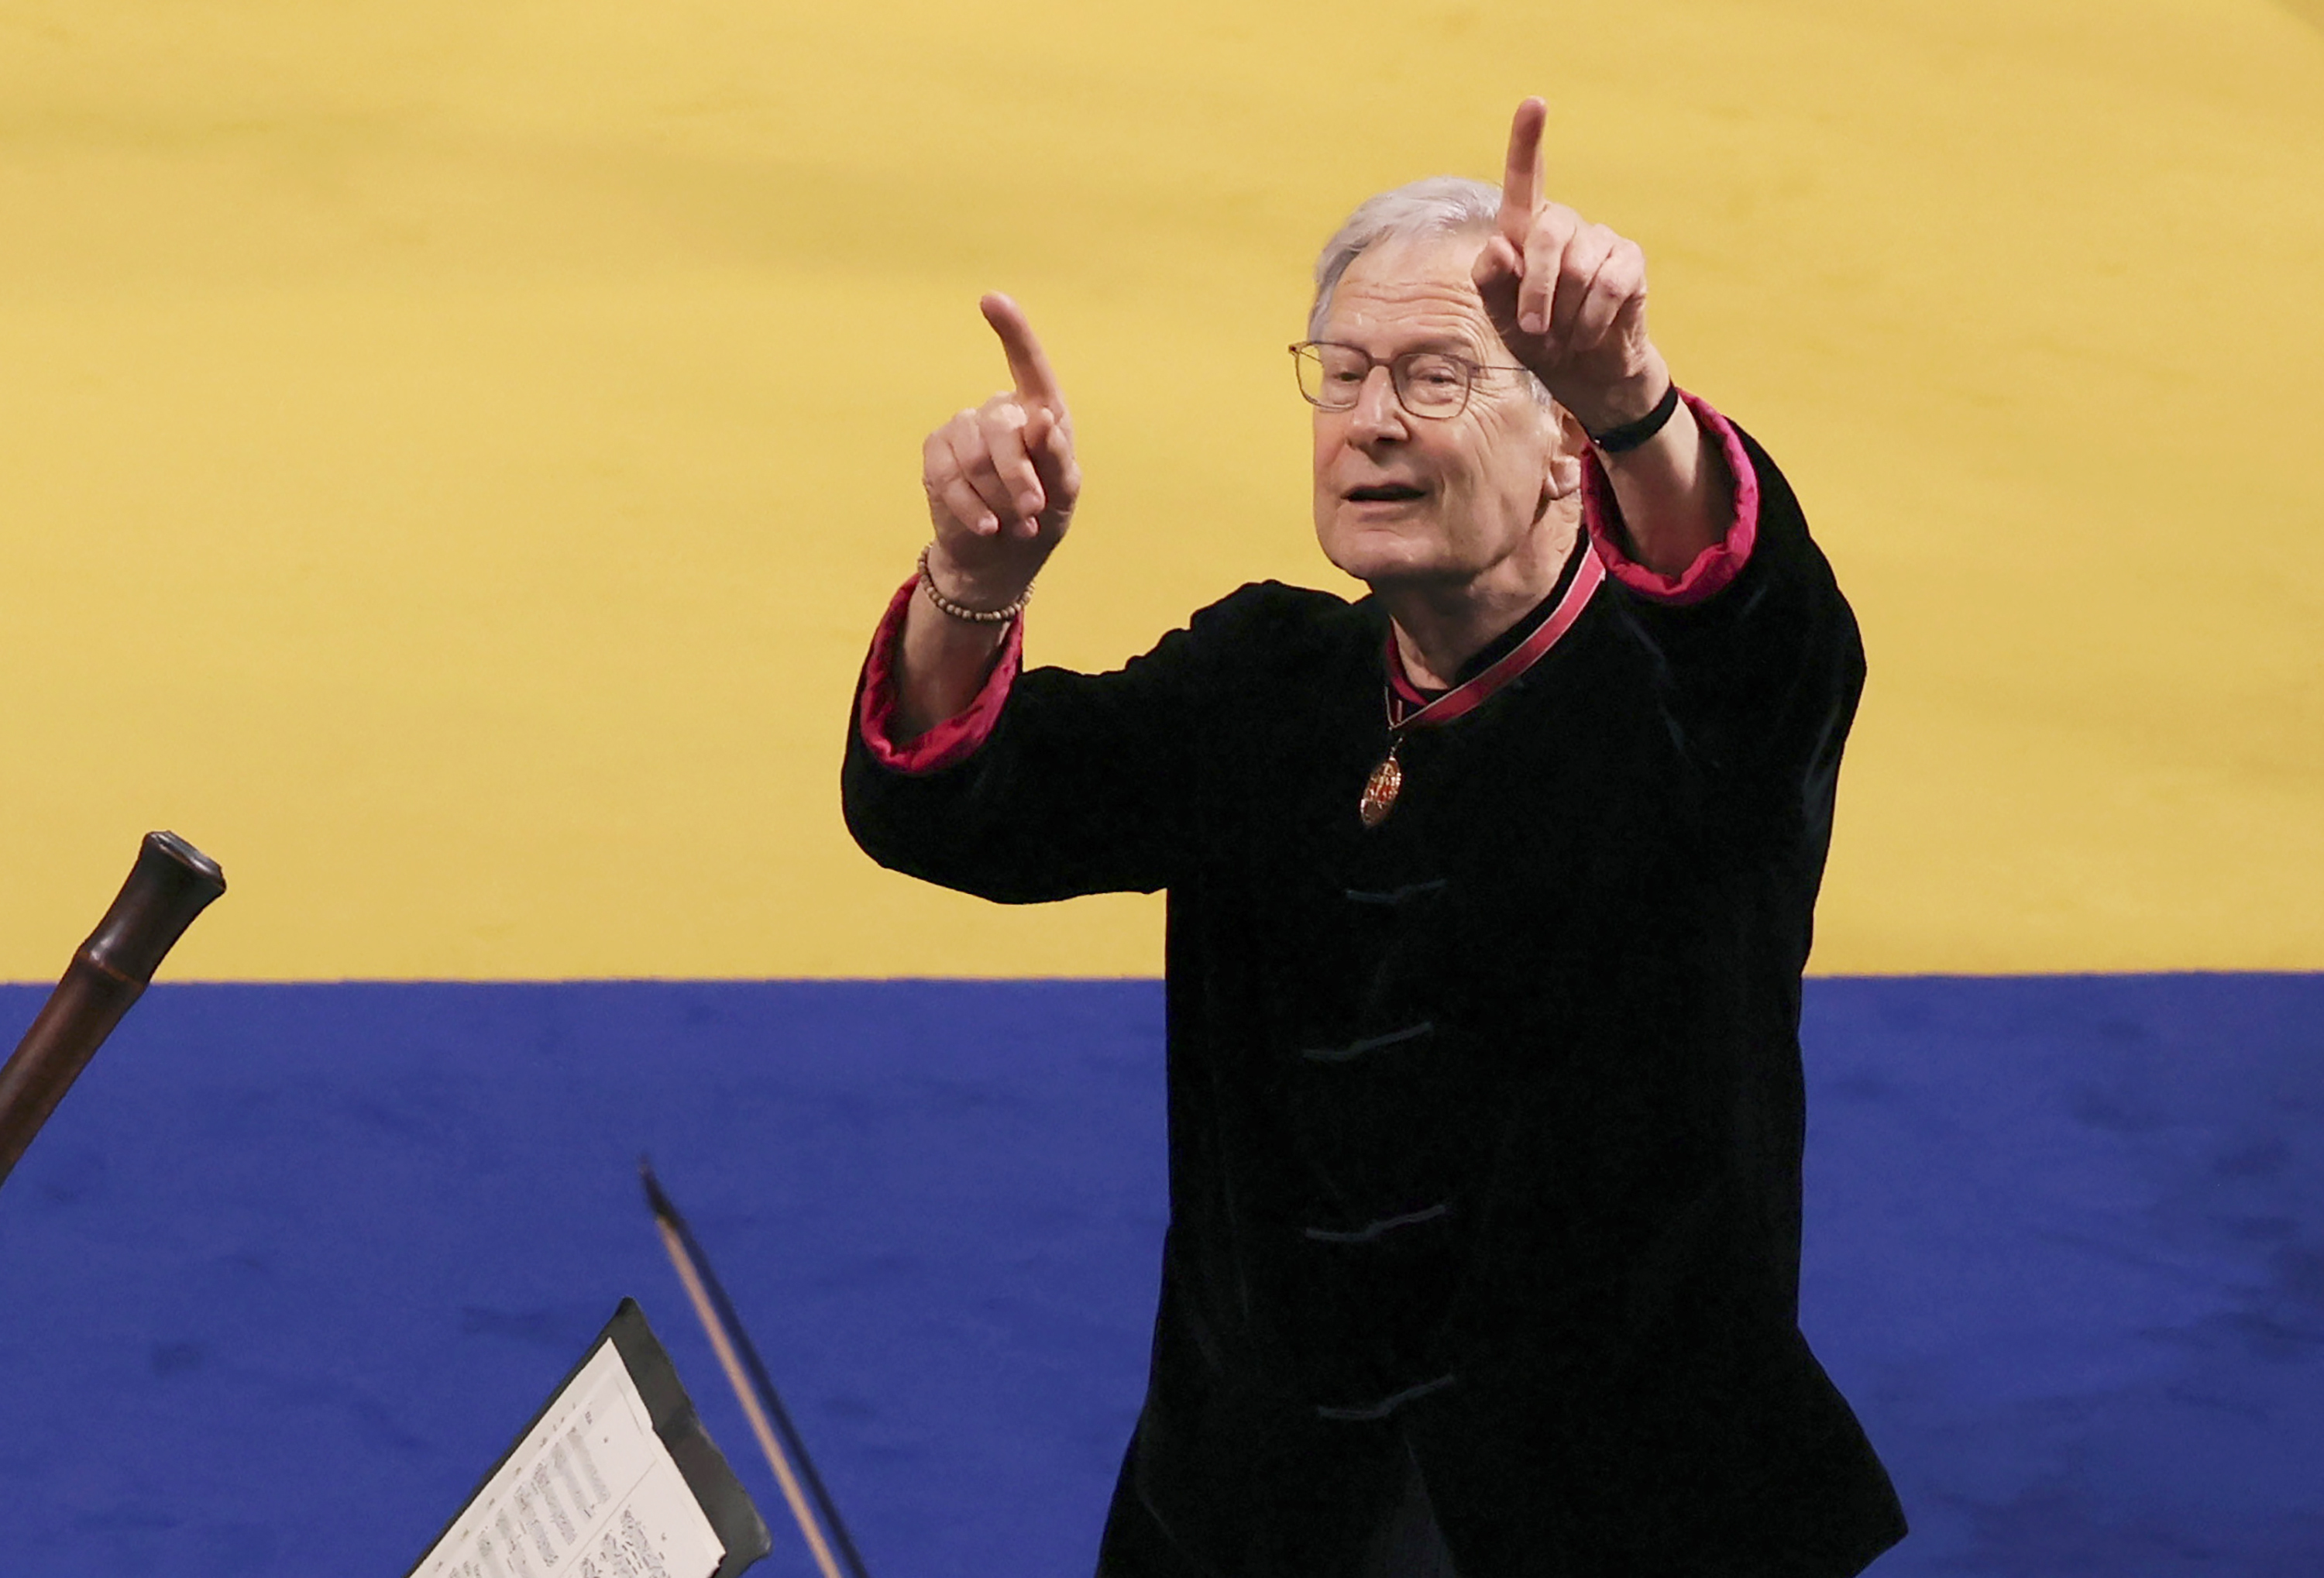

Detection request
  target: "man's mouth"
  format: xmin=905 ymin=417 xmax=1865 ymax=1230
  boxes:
xmin=1346 ymin=483 xmax=1428 ymax=503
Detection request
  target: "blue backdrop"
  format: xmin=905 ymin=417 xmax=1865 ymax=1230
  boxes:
xmin=2 ymin=977 xmax=2319 ymax=1576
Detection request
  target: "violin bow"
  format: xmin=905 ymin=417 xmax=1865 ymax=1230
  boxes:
xmin=641 ymin=1159 xmax=874 ymax=1578
xmin=0 ymin=832 xmax=225 ymax=1188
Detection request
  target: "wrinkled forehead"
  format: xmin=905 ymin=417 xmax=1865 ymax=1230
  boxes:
xmin=1318 ymin=233 xmax=1496 ymax=353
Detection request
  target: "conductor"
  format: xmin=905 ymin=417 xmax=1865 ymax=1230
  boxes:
xmin=842 ymin=99 xmax=1907 ymax=1578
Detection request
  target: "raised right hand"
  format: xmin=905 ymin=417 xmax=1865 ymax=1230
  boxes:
xmin=920 ymin=294 xmax=1081 ymax=607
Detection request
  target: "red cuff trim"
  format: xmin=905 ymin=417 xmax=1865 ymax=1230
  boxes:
xmin=1580 ymin=389 xmax=1759 ymax=607
xmin=855 ymin=573 xmax=1023 ymax=775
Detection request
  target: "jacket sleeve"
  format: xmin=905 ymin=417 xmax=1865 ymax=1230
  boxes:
xmin=1581 ymin=397 xmax=1868 ymax=857
xmin=841 ymin=583 xmax=1229 ymax=904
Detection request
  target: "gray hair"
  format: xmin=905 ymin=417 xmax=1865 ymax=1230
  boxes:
xmin=1308 ymin=176 xmax=1549 ymax=405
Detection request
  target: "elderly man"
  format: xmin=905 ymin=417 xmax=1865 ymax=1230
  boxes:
xmin=841 ymin=99 xmax=1906 ymax=1578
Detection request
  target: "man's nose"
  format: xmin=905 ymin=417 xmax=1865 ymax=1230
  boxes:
xmin=1348 ymin=365 xmax=1408 ymax=441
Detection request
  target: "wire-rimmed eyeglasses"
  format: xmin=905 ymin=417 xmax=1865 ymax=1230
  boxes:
xmin=1289 ymin=340 xmax=1532 ymax=421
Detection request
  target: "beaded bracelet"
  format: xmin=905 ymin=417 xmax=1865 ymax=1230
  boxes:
xmin=917 ymin=543 xmax=1033 ymax=624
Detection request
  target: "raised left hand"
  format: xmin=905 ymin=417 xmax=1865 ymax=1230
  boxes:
xmin=1472 ymin=98 xmax=1667 ymax=437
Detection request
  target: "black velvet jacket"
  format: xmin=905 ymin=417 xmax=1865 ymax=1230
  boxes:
xmin=842 ymin=425 xmax=1906 ymax=1578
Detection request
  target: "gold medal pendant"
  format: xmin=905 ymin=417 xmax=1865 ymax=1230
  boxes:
xmin=1359 ymin=744 xmax=1404 ymax=829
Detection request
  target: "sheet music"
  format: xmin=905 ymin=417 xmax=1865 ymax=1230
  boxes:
xmin=412 ymin=1340 xmax=727 ymax=1578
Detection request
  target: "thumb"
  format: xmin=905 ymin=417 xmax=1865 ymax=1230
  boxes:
xmin=1472 ymin=233 xmax=1526 ymax=333
xmin=1472 ymin=232 xmax=1522 ymax=294
xmin=1022 ymin=406 xmax=1079 ymax=523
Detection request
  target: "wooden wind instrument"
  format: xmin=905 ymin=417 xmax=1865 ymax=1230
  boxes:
xmin=0 ymin=831 xmax=226 ymax=1188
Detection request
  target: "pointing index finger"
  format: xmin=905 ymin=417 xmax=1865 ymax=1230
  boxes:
xmin=1499 ymin=96 xmax=1547 ymax=244
xmin=981 ymin=293 xmax=1065 ymax=411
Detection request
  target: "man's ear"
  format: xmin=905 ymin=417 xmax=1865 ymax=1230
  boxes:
xmin=1542 ymin=401 xmax=1587 ymax=503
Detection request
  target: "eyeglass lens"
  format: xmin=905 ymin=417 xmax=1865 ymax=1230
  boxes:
xmin=1293 ymin=344 xmax=1474 ymax=417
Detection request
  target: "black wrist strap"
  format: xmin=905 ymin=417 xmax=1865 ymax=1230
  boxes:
xmin=1587 ymin=380 xmax=1681 ymax=454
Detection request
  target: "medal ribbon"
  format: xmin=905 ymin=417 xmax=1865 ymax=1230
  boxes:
xmin=1360 ymin=544 xmax=1606 ymax=830
xmin=1383 ymin=543 xmax=1607 ymax=733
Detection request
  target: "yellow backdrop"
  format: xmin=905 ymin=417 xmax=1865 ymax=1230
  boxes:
xmin=2 ymin=1 xmax=2319 ymax=979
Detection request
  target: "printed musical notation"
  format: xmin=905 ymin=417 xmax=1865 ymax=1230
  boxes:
xmin=414 ymin=1340 xmax=726 ymax=1578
